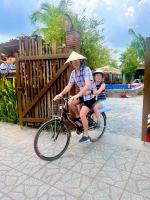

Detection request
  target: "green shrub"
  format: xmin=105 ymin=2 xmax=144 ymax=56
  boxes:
xmin=137 ymin=88 xmax=144 ymax=95
xmin=0 ymin=77 xmax=18 ymax=123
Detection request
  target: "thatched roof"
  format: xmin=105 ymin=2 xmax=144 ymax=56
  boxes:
xmin=0 ymin=39 xmax=19 ymax=56
xmin=101 ymin=65 xmax=122 ymax=75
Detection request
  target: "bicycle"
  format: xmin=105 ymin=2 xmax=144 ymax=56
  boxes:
xmin=34 ymin=97 xmax=107 ymax=161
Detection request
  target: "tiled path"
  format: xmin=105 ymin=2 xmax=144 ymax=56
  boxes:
xmin=0 ymin=96 xmax=150 ymax=200
xmin=106 ymin=95 xmax=143 ymax=138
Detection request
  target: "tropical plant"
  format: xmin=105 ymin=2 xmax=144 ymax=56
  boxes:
xmin=121 ymin=29 xmax=146 ymax=83
xmin=128 ymin=28 xmax=146 ymax=64
xmin=30 ymin=3 xmax=65 ymax=46
xmin=30 ymin=2 xmax=103 ymax=55
xmin=0 ymin=77 xmax=18 ymax=123
xmin=30 ymin=1 xmax=117 ymax=68
xmin=121 ymin=47 xmax=140 ymax=83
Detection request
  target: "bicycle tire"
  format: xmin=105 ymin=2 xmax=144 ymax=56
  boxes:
xmin=34 ymin=118 xmax=71 ymax=161
xmin=89 ymin=112 xmax=107 ymax=142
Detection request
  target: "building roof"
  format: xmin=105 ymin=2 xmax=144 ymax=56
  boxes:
xmin=0 ymin=39 xmax=19 ymax=56
xmin=101 ymin=65 xmax=122 ymax=75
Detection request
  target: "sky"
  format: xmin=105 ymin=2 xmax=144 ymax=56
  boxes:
xmin=0 ymin=0 xmax=150 ymax=53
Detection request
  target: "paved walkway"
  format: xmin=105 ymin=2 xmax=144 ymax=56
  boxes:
xmin=106 ymin=95 xmax=143 ymax=138
xmin=0 ymin=96 xmax=150 ymax=200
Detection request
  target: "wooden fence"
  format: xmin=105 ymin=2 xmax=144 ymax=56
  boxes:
xmin=16 ymin=36 xmax=73 ymax=125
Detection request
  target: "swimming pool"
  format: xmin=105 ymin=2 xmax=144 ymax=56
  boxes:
xmin=106 ymin=84 xmax=131 ymax=90
xmin=105 ymin=83 xmax=144 ymax=97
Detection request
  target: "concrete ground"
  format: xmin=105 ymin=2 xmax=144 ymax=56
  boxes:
xmin=106 ymin=95 xmax=143 ymax=138
xmin=0 ymin=95 xmax=150 ymax=200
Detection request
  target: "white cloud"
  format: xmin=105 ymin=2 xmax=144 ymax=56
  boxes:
xmin=101 ymin=0 xmax=114 ymax=10
xmin=72 ymin=0 xmax=107 ymax=17
xmin=84 ymin=0 xmax=100 ymax=16
xmin=71 ymin=0 xmax=137 ymax=18
xmin=102 ymin=0 xmax=113 ymax=5
xmin=125 ymin=6 xmax=135 ymax=17
xmin=137 ymin=0 xmax=150 ymax=7
xmin=71 ymin=0 xmax=115 ymax=17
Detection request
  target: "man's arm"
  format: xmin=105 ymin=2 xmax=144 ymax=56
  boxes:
xmin=60 ymin=83 xmax=73 ymax=96
xmin=53 ymin=83 xmax=73 ymax=101
xmin=54 ymin=70 xmax=75 ymax=101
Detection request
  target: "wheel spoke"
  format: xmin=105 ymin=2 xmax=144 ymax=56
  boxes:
xmin=88 ymin=112 xmax=106 ymax=141
xmin=34 ymin=119 xmax=70 ymax=161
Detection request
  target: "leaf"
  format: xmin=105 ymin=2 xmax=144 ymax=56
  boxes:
xmin=0 ymin=78 xmax=18 ymax=123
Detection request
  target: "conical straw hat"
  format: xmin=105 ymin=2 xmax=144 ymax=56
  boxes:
xmin=65 ymin=51 xmax=87 ymax=64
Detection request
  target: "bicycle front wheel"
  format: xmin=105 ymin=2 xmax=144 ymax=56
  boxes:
xmin=34 ymin=118 xmax=70 ymax=161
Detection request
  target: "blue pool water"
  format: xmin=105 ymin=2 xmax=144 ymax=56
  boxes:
xmin=106 ymin=84 xmax=131 ymax=90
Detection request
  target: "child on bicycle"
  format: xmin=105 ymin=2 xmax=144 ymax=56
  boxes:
xmin=92 ymin=69 xmax=106 ymax=128
xmin=81 ymin=68 xmax=106 ymax=128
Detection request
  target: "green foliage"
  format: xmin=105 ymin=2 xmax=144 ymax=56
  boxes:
xmin=78 ymin=18 xmax=111 ymax=68
xmin=139 ymin=75 xmax=144 ymax=82
xmin=109 ymin=58 xmax=119 ymax=69
xmin=121 ymin=29 xmax=146 ymax=83
xmin=128 ymin=28 xmax=146 ymax=64
xmin=30 ymin=3 xmax=65 ymax=46
xmin=30 ymin=1 xmax=118 ymax=68
xmin=64 ymin=12 xmax=116 ymax=68
xmin=0 ymin=77 xmax=18 ymax=123
xmin=121 ymin=47 xmax=140 ymax=83
xmin=137 ymin=88 xmax=144 ymax=95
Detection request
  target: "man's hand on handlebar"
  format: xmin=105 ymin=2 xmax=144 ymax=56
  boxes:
xmin=53 ymin=94 xmax=62 ymax=101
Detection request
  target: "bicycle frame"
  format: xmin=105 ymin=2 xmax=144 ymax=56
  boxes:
xmin=58 ymin=97 xmax=97 ymax=131
xmin=60 ymin=98 xmax=78 ymax=129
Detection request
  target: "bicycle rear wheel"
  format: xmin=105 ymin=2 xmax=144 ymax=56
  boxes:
xmin=34 ymin=118 xmax=70 ymax=161
xmin=88 ymin=112 xmax=106 ymax=142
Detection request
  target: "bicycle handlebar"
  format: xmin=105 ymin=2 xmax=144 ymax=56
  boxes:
xmin=55 ymin=96 xmax=71 ymax=102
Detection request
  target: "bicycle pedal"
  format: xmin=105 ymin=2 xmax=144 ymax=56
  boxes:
xmin=77 ymin=130 xmax=82 ymax=135
xmin=76 ymin=126 xmax=83 ymax=134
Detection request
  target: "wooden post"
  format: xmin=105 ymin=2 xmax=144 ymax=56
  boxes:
xmin=142 ymin=37 xmax=150 ymax=141
xmin=52 ymin=42 xmax=57 ymax=54
xmin=15 ymin=53 xmax=23 ymax=126
xmin=66 ymin=29 xmax=81 ymax=95
xmin=66 ymin=29 xmax=80 ymax=53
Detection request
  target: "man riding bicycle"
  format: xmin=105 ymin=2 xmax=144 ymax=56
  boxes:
xmin=54 ymin=51 xmax=97 ymax=143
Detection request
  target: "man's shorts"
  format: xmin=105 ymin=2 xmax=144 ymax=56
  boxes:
xmin=79 ymin=97 xmax=96 ymax=110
